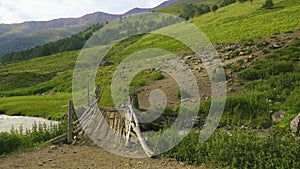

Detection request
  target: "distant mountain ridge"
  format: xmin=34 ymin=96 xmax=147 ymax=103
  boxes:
xmin=123 ymin=0 xmax=178 ymax=16
xmin=0 ymin=0 xmax=177 ymax=57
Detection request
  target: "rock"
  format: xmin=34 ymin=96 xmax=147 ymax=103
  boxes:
xmin=272 ymin=110 xmax=286 ymax=123
xmin=290 ymin=114 xmax=300 ymax=133
xmin=50 ymin=145 xmax=58 ymax=151
xmin=99 ymin=60 xmax=114 ymax=66
xmin=42 ymin=91 xmax=49 ymax=96
xmin=181 ymin=98 xmax=190 ymax=102
xmin=239 ymin=51 xmax=247 ymax=56
xmin=227 ymin=131 xmax=233 ymax=136
xmin=185 ymin=56 xmax=192 ymax=60
xmin=272 ymin=44 xmax=282 ymax=49
xmin=227 ymin=87 xmax=235 ymax=92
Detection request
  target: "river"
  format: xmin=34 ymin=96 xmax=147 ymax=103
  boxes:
xmin=0 ymin=115 xmax=58 ymax=132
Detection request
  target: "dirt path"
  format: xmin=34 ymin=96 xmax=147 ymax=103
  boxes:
xmin=0 ymin=145 xmax=205 ymax=169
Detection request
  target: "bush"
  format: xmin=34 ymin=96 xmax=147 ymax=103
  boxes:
xmin=151 ymin=72 xmax=164 ymax=81
xmin=238 ymin=69 xmax=260 ymax=80
xmin=267 ymin=61 xmax=294 ymax=76
xmin=262 ymin=0 xmax=274 ymax=9
xmin=285 ymin=87 xmax=300 ymax=113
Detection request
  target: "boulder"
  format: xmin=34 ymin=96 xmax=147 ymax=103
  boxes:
xmin=290 ymin=114 xmax=300 ymax=133
xmin=271 ymin=110 xmax=286 ymax=123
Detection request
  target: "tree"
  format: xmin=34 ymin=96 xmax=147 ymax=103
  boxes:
xmin=262 ymin=0 xmax=274 ymax=9
xmin=212 ymin=5 xmax=218 ymax=14
xmin=249 ymin=0 xmax=254 ymax=5
xmin=180 ymin=4 xmax=197 ymax=20
xmin=221 ymin=0 xmax=237 ymax=7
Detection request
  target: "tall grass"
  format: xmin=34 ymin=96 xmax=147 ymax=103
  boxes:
xmin=165 ymin=129 xmax=300 ymax=169
xmin=0 ymin=121 xmax=66 ymax=156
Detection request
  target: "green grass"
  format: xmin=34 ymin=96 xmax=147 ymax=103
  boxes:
xmin=0 ymin=93 xmax=71 ymax=120
xmin=0 ymin=50 xmax=78 ymax=96
xmin=164 ymin=129 xmax=300 ymax=169
xmin=191 ymin=0 xmax=300 ymax=44
xmin=157 ymin=0 xmax=300 ymax=45
xmin=0 ymin=0 xmax=299 ymax=123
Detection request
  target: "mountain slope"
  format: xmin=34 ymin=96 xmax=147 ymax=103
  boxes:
xmin=0 ymin=12 xmax=121 ymax=57
xmin=192 ymin=0 xmax=300 ymax=44
xmin=0 ymin=0 xmax=299 ymax=123
xmin=0 ymin=23 xmax=103 ymax=64
xmin=156 ymin=0 xmax=220 ymax=15
xmin=0 ymin=0 xmax=176 ymax=57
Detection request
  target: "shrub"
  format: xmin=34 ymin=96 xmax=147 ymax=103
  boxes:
xmin=262 ymin=0 xmax=274 ymax=9
xmin=238 ymin=69 xmax=260 ymax=80
xmin=151 ymin=72 xmax=164 ymax=81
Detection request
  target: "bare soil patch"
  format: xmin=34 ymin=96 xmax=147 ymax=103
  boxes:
xmin=0 ymin=145 xmax=206 ymax=169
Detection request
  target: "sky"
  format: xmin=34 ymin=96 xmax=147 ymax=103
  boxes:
xmin=0 ymin=0 xmax=167 ymax=24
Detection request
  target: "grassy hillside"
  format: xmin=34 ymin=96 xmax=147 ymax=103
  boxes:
xmin=0 ymin=24 xmax=103 ymax=64
xmin=132 ymin=0 xmax=300 ymax=56
xmin=0 ymin=50 xmax=78 ymax=96
xmin=156 ymin=0 xmax=220 ymax=15
xmin=0 ymin=24 xmax=88 ymax=57
xmin=192 ymin=0 xmax=300 ymax=44
xmin=0 ymin=0 xmax=299 ymax=122
xmin=0 ymin=1 xmax=300 ymax=167
xmin=0 ymin=94 xmax=70 ymax=120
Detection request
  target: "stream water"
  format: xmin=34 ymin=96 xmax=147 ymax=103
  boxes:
xmin=0 ymin=115 xmax=58 ymax=132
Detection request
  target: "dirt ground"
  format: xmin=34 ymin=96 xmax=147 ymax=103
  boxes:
xmin=138 ymin=30 xmax=300 ymax=109
xmin=0 ymin=145 xmax=206 ymax=169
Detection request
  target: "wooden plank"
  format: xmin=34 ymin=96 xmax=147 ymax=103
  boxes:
xmin=101 ymin=108 xmax=118 ymax=112
xmin=91 ymin=111 xmax=106 ymax=140
xmin=80 ymin=104 xmax=98 ymax=128
xmin=87 ymin=81 xmax=90 ymax=107
xmin=78 ymin=99 xmax=98 ymax=122
xmin=49 ymin=133 xmax=67 ymax=144
xmin=115 ymin=118 xmax=122 ymax=147
xmin=125 ymin=107 xmax=133 ymax=147
xmin=130 ymin=105 xmax=154 ymax=157
xmin=67 ymin=100 xmax=73 ymax=144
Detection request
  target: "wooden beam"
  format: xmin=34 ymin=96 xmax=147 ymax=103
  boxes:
xmin=129 ymin=105 xmax=154 ymax=157
xmin=49 ymin=133 xmax=67 ymax=144
xmin=67 ymin=100 xmax=73 ymax=144
xmin=87 ymin=82 xmax=90 ymax=107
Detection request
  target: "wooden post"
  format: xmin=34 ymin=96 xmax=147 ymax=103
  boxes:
xmin=67 ymin=100 xmax=73 ymax=144
xmin=87 ymin=82 xmax=90 ymax=107
xmin=128 ymin=105 xmax=154 ymax=157
xmin=125 ymin=108 xmax=133 ymax=147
